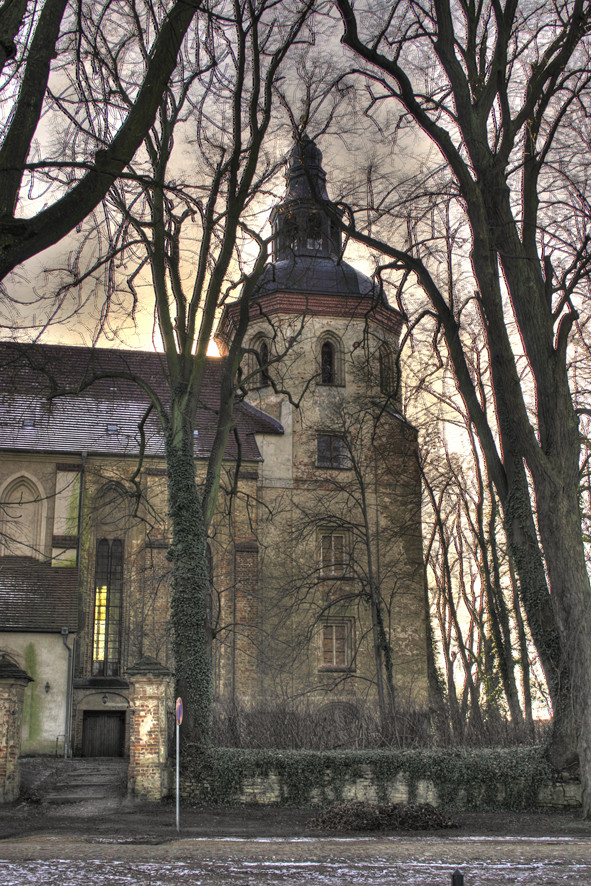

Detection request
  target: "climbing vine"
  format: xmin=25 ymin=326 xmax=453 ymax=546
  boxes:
xmin=181 ymin=746 xmax=552 ymax=811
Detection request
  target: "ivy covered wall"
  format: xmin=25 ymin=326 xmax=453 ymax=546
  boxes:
xmin=181 ymin=746 xmax=580 ymax=812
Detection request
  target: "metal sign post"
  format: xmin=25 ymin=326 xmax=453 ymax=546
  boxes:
xmin=175 ymin=697 xmax=183 ymax=833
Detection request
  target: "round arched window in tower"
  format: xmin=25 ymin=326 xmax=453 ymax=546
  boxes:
xmin=318 ymin=334 xmax=345 ymax=386
xmin=379 ymin=343 xmax=395 ymax=396
xmin=250 ymin=337 xmax=271 ymax=388
xmin=321 ymin=340 xmax=335 ymax=384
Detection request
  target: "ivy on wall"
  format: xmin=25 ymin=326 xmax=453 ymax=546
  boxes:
xmin=181 ymin=745 xmax=553 ymax=811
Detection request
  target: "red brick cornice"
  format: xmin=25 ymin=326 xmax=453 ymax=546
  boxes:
xmin=215 ymin=291 xmax=403 ymax=353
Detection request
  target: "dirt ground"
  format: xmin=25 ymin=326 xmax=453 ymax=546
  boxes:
xmin=1 ymin=802 xmax=591 ymax=886
xmin=1 ymin=798 xmax=591 ymax=842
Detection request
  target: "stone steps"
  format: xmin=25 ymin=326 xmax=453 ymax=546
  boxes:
xmin=20 ymin=757 xmax=128 ymax=804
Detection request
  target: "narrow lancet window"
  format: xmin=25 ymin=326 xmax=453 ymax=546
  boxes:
xmin=92 ymin=538 xmax=123 ymax=676
xmin=321 ymin=340 xmax=335 ymax=384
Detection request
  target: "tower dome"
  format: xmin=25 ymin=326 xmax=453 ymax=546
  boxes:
xmin=260 ymin=134 xmax=385 ymax=301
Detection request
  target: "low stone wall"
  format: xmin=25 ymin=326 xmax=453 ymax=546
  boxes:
xmin=180 ymin=747 xmax=581 ymax=812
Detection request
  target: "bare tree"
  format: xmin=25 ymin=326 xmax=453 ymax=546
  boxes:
xmin=0 ymin=0 xmax=215 ymax=281
xmin=44 ymin=0 xmax=315 ymax=744
xmin=326 ymin=0 xmax=591 ymax=808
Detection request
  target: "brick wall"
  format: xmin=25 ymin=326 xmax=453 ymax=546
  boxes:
xmin=127 ymin=658 xmax=172 ymax=801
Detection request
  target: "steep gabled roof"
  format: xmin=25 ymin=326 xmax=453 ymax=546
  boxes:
xmin=0 ymin=342 xmax=282 ymax=461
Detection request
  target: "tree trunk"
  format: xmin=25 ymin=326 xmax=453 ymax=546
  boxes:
xmin=166 ymin=426 xmax=212 ymax=746
xmin=535 ymin=474 xmax=591 ymax=798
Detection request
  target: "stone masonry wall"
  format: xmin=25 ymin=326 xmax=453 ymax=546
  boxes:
xmin=0 ymin=658 xmax=32 ymax=803
xmin=180 ymin=748 xmax=581 ymax=813
xmin=217 ymin=768 xmax=581 ymax=812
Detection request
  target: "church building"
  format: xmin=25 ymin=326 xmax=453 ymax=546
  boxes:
xmin=0 ymin=137 xmax=429 ymax=757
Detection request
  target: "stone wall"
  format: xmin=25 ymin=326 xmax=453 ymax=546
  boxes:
xmin=0 ymin=656 xmax=32 ymax=802
xmin=180 ymin=747 xmax=581 ymax=813
xmin=212 ymin=767 xmax=581 ymax=811
xmin=234 ymin=772 xmax=581 ymax=811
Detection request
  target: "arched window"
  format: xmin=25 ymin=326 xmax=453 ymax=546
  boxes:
xmin=92 ymin=538 xmax=124 ymax=676
xmin=321 ymin=340 xmax=335 ymax=384
xmin=249 ymin=335 xmax=271 ymax=388
xmin=318 ymin=333 xmax=345 ymax=386
xmin=0 ymin=476 xmax=44 ymax=558
xmin=259 ymin=340 xmax=271 ymax=387
xmin=379 ymin=344 xmax=395 ymax=396
xmin=307 ymin=212 xmax=323 ymax=250
xmin=281 ymin=213 xmax=299 ymax=255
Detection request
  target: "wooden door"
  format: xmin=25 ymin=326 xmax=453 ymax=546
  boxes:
xmin=82 ymin=711 xmax=125 ymax=757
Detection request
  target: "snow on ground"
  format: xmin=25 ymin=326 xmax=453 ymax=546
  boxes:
xmin=1 ymin=856 xmax=591 ymax=885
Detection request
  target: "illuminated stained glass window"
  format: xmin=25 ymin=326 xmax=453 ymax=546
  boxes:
xmin=92 ymin=538 xmax=123 ymax=676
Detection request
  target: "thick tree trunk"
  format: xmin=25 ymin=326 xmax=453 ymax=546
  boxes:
xmin=166 ymin=427 xmax=212 ymax=746
xmin=535 ymin=473 xmax=591 ymax=809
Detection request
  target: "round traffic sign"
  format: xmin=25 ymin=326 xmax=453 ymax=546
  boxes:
xmin=175 ymin=697 xmax=183 ymax=725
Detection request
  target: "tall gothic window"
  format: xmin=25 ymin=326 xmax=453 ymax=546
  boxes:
xmin=249 ymin=336 xmax=271 ymax=388
xmin=318 ymin=333 xmax=345 ymax=386
xmin=92 ymin=538 xmax=123 ymax=676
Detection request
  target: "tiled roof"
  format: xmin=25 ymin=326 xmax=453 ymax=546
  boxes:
xmin=0 ymin=342 xmax=282 ymax=461
xmin=254 ymin=256 xmax=386 ymax=300
xmin=0 ymin=557 xmax=78 ymax=632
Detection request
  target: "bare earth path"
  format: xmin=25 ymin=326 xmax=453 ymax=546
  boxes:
xmin=1 ymin=803 xmax=591 ymax=885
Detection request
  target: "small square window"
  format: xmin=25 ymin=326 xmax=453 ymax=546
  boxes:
xmin=317 ymin=434 xmax=351 ymax=469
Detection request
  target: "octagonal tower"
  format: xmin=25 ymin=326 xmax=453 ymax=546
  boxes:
xmin=215 ymin=136 xmax=429 ymax=727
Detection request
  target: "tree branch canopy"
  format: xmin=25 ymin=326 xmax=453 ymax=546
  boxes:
xmin=0 ymin=0 xmax=204 ymax=280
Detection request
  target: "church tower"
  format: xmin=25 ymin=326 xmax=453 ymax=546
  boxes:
xmin=216 ymin=136 xmax=429 ymax=730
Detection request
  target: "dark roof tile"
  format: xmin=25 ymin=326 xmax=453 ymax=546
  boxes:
xmin=0 ymin=558 xmax=78 ymax=632
xmin=0 ymin=343 xmax=282 ymax=461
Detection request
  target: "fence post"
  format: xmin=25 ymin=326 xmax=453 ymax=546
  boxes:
xmin=451 ymin=870 xmax=464 ymax=886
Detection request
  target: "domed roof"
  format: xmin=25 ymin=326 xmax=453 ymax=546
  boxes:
xmin=254 ymin=255 xmax=385 ymax=300
xmin=258 ymin=134 xmax=387 ymax=303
